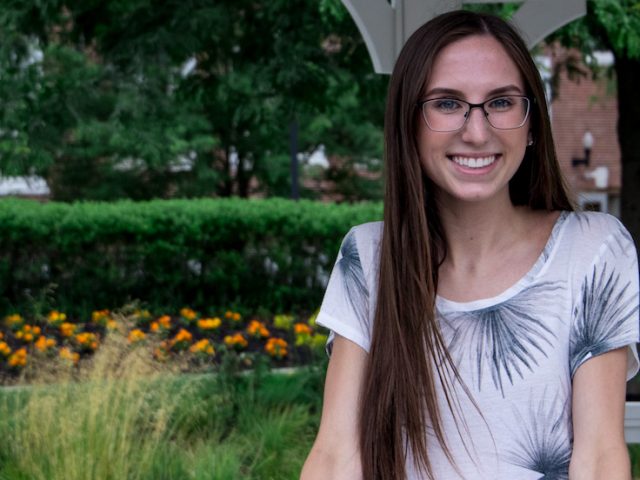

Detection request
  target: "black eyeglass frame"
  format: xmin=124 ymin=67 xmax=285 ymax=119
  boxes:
xmin=416 ymin=95 xmax=532 ymax=132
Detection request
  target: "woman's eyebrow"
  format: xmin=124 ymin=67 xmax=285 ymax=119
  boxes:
xmin=486 ymin=85 xmax=524 ymax=96
xmin=423 ymin=84 xmax=524 ymax=98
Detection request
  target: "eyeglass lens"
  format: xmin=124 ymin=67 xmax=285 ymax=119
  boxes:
xmin=421 ymin=96 xmax=530 ymax=132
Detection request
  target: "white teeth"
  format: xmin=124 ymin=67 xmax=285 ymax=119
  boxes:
xmin=451 ymin=155 xmax=496 ymax=168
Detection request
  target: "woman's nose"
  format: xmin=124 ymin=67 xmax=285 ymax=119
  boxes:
xmin=460 ymin=107 xmax=491 ymax=144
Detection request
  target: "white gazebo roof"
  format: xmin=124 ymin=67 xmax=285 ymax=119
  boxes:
xmin=342 ymin=0 xmax=587 ymax=74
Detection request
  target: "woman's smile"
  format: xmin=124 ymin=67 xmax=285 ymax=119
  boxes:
xmin=450 ymin=155 xmax=496 ymax=168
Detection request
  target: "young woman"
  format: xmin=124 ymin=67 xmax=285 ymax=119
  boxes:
xmin=301 ymin=10 xmax=639 ymax=480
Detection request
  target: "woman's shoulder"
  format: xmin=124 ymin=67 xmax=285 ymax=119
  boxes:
xmin=562 ymin=210 xmax=630 ymax=241
xmin=555 ymin=210 xmax=635 ymax=260
xmin=343 ymin=221 xmax=384 ymax=252
xmin=349 ymin=221 xmax=383 ymax=240
xmin=340 ymin=222 xmax=383 ymax=271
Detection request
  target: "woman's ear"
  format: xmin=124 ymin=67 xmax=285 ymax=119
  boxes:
xmin=527 ymin=131 xmax=534 ymax=146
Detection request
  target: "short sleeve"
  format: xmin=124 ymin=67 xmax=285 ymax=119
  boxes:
xmin=570 ymin=220 xmax=640 ymax=380
xmin=315 ymin=228 xmax=373 ymax=355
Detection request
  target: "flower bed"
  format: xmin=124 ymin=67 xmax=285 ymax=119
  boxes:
xmin=0 ymin=307 xmax=328 ymax=383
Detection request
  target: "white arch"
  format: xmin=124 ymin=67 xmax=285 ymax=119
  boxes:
xmin=341 ymin=0 xmax=587 ymax=74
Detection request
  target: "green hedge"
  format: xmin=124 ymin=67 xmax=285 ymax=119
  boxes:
xmin=0 ymin=198 xmax=382 ymax=318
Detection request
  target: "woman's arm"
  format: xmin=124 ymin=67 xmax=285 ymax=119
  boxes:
xmin=569 ymin=347 xmax=631 ymax=480
xmin=300 ymin=334 xmax=367 ymax=480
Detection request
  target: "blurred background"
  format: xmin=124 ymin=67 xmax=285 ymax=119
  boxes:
xmin=1 ymin=1 xmax=635 ymax=212
xmin=1 ymin=1 xmax=640 ymax=477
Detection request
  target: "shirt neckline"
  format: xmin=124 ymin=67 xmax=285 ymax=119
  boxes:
xmin=436 ymin=210 xmax=570 ymax=312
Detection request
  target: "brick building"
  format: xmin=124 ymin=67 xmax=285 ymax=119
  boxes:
xmin=548 ymin=49 xmax=621 ymax=216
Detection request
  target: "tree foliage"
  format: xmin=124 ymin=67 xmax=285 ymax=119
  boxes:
xmin=0 ymin=0 xmax=387 ymax=201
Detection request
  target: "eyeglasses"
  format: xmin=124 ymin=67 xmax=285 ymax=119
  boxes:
xmin=417 ymin=95 xmax=531 ymax=132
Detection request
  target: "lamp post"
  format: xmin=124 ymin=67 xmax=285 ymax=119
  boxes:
xmin=582 ymin=130 xmax=594 ymax=164
xmin=290 ymin=119 xmax=299 ymax=200
xmin=572 ymin=130 xmax=594 ymax=167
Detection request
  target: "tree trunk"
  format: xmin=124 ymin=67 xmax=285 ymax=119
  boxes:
xmin=616 ymin=55 xmax=640 ymax=250
xmin=218 ymin=146 xmax=233 ymax=197
xmin=236 ymin=155 xmax=249 ymax=198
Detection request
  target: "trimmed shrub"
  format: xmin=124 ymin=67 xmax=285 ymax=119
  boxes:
xmin=0 ymin=198 xmax=382 ymax=317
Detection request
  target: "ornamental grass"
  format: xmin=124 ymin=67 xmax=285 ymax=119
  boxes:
xmin=0 ymin=331 xmax=182 ymax=480
xmin=0 ymin=321 xmax=326 ymax=479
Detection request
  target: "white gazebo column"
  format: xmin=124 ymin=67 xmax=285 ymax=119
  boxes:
xmin=341 ymin=0 xmax=587 ymax=74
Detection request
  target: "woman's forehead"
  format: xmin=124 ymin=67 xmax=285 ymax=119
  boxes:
xmin=424 ymin=35 xmax=525 ymax=99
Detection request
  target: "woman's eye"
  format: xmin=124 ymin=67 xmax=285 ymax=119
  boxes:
xmin=433 ymin=99 xmax=462 ymax=112
xmin=488 ymin=97 xmax=515 ymax=110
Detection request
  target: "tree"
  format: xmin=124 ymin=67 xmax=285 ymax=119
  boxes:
xmin=0 ymin=5 xmax=216 ymax=200
xmin=0 ymin=0 xmax=387 ymax=201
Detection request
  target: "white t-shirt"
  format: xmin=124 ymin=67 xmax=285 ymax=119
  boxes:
xmin=316 ymin=211 xmax=640 ymax=479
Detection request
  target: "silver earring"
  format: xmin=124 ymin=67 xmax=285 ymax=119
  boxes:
xmin=527 ymin=139 xmax=534 ymax=146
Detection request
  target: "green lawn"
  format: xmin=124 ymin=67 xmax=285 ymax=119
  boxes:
xmin=630 ymin=444 xmax=640 ymax=479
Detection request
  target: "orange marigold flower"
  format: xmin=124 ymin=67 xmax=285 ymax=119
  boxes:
xmin=47 ymin=310 xmax=67 ymax=326
xmin=189 ymin=339 xmax=215 ymax=356
xmin=294 ymin=323 xmax=313 ymax=346
xmin=180 ymin=307 xmax=198 ymax=321
xmin=60 ymin=347 xmax=80 ymax=364
xmin=8 ymin=347 xmax=28 ymax=367
xmin=35 ymin=335 xmax=56 ymax=352
xmin=92 ymin=310 xmax=118 ymax=329
xmin=224 ymin=311 xmax=242 ymax=322
xmin=169 ymin=328 xmax=192 ymax=351
xmin=133 ymin=309 xmax=152 ymax=321
xmin=15 ymin=325 xmax=41 ymax=343
xmin=265 ymin=338 xmax=288 ymax=359
xmin=75 ymin=332 xmax=99 ymax=351
xmin=92 ymin=309 xmax=109 ymax=322
xmin=224 ymin=333 xmax=248 ymax=350
xmin=247 ymin=320 xmax=270 ymax=339
xmin=174 ymin=328 xmax=192 ymax=343
xmin=60 ymin=322 xmax=77 ymax=337
xmin=0 ymin=341 xmax=12 ymax=357
xmin=91 ymin=309 xmax=111 ymax=324
xmin=151 ymin=315 xmax=171 ymax=332
xmin=197 ymin=317 xmax=222 ymax=330
xmin=294 ymin=323 xmax=312 ymax=335
xmin=4 ymin=313 xmax=24 ymax=329
xmin=128 ymin=329 xmax=146 ymax=344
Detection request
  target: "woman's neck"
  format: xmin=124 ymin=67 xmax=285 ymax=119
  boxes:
xmin=434 ymin=191 xmax=560 ymax=302
xmin=437 ymin=192 xmax=528 ymax=271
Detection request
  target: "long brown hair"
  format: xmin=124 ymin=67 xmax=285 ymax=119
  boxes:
xmin=359 ymin=11 xmax=573 ymax=479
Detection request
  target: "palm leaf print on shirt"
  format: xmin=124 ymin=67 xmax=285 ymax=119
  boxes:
xmin=506 ymin=388 xmax=571 ymax=479
xmin=337 ymin=230 xmax=369 ymax=331
xmin=570 ymin=261 xmax=638 ymax=377
xmin=443 ymin=281 xmax=563 ymax=396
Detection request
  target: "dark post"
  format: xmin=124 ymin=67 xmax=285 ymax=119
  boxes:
xmin=290 ymin=119 xmax=299 ymax=200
